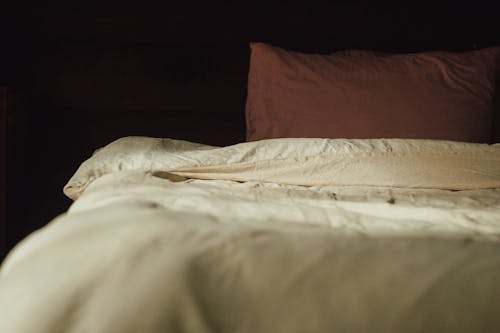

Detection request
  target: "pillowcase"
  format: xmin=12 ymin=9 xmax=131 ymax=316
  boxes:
xmin=64 ymin=136 xmax=500 ymax=200
xmin=245 ymin=43 xmax=500 ymax=143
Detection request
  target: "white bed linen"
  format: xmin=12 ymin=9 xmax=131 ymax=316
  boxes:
xmin=64 ymin=137 xmax=500 ymax=199
xmin=1 ymin=137 xmax=500 ymax=332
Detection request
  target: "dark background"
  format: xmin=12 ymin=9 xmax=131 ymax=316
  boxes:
xmin=1 ymin=1 xmax=499 ymax=259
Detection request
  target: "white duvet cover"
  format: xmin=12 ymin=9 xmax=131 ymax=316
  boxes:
xmin=1 ymin=137 xmax=500 ymax=333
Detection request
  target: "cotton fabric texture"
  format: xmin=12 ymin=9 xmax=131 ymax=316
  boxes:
xmin=245 ymin=43 xmax=500 ymax=142
xmin=64 ymin=137 xmax=500 ymax=200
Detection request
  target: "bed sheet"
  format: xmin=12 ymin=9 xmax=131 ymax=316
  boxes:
xmin=1 ymin=137 xmax=500 ymax=332
xmin=1 ymin=170 xmax=500 ymax=332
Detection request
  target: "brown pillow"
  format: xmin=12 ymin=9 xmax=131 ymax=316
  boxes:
xmin=245 ymin=43 xmax=500 ymax=143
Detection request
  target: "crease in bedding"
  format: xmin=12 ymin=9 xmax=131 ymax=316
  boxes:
xmin=64 ymin=137 xmax=500 ymax=199
xmin=64 ymin=171 xmax=500 ymax=240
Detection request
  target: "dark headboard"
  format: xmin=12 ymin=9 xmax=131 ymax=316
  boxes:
xmin=2 ymin=1 xmax=499 ymax=255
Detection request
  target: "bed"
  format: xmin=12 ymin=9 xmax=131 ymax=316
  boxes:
xmin=2 ymin=39 xmax=500 ymax=332
xmin=2 ymin=3 xmax=500 ymax=332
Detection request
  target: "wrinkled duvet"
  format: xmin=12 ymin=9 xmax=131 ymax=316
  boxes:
xmin=1 ymin=137 xmax=500 ymax=333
